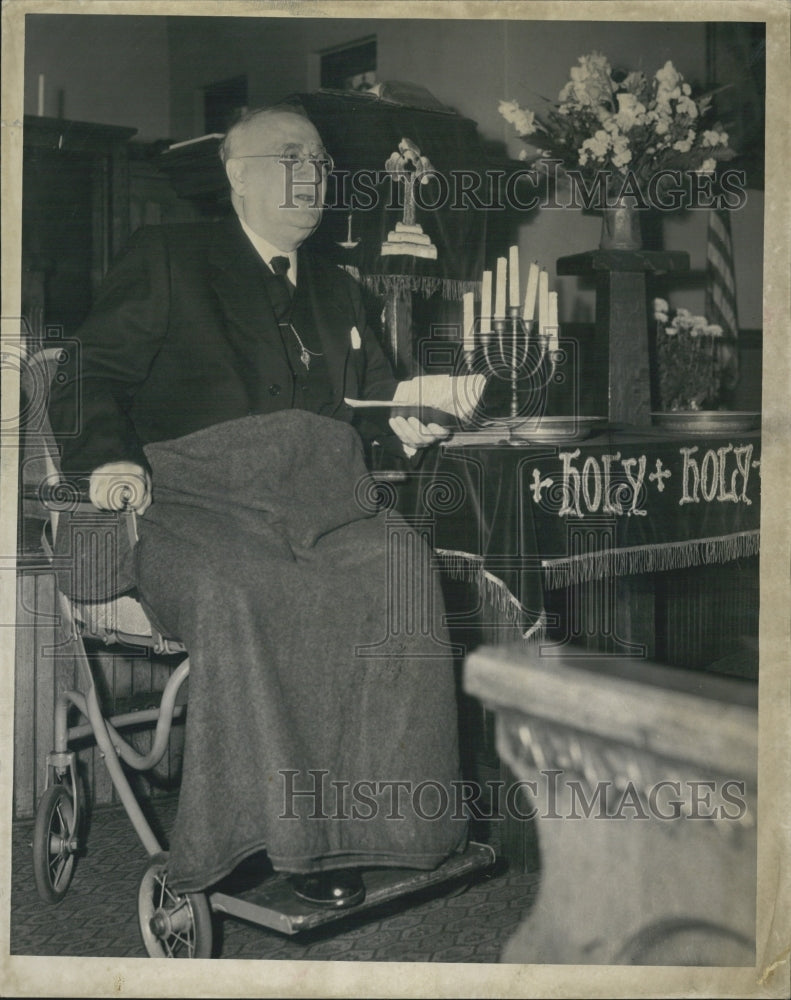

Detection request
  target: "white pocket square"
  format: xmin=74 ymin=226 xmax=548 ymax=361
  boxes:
xmin=350 ymin=326 xmax=362 ymax=350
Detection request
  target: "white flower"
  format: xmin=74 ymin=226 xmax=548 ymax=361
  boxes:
xmin=655 ymin=60 xmax=682 ymax=92
xmin=498 ymin=99 xmax=537 ymax=136
xmin=664 ymin=326 xmax=678 ymax=337
xmin=614 ymin=92 xmax=647 ymax=131
xmin=498 ymin=99 xmax=520 ymax=122
xmin=702 ymin=129 xmax=728 ymax=147
xmin=652 ymin=114 xmax=670 ymax=136
xmin=653 ymin=298 xmax=669 ymax=322
xmin=696 ymin=157 xmax=717 ymax=174
xmin=676 ymin=95 xmax=698 ymax=118
xmin=559 ymin=52 xmax=613 ymax=107
xmin=514 ymin=108 xmax=537 ymax=135
xmin=672 ymin=129 xmax=696 ymax=154
xmin=705 ymin=324 xmax=724 ymax=337
xmin=611 ymin=133 xmax=632 ymax=168
xmin=580 ymin=128 xmax=611 ymax=161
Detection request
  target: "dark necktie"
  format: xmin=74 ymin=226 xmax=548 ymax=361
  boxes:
xmin=269 ymin=255 xmax=295 ymax=320
xmin=269 ymin=254 xmax=318 ymax=372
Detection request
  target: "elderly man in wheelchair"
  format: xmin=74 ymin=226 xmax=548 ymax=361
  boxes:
xmin=34 ymin=106 xmax=490 ymax=957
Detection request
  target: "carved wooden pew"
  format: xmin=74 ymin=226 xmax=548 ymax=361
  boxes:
xmin=464 ymin=643 xmax=757 ymax=965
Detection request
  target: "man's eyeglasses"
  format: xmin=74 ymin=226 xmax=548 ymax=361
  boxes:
xmin=234 ymin=151 xmax=335 ymax=175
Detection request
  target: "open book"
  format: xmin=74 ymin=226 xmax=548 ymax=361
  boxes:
xmin=345 ymin=374 xmax=487 ymax=426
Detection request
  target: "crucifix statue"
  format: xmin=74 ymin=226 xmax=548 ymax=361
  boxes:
xmin=381 ymin=137 xmax=438 ymax=260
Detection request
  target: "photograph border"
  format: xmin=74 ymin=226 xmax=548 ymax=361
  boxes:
xmin=1 ymin=1 xmax=789 ymax=996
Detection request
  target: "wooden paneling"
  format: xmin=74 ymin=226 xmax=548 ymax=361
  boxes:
xmin=22 ymin=115 xmax=136 ymax=343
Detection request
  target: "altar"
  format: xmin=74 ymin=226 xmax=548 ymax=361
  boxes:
xmin=395 ymin=423 xmax=760 ymax=657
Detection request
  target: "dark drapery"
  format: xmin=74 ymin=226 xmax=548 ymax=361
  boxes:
xmin=284 ymin=90 xmax=489 ymax=299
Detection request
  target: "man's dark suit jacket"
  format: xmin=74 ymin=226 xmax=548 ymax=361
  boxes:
xmin=49 ymin=216 xmax=399 ymax=478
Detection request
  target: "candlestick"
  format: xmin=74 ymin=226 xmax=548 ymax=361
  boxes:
xmin=538 ymin=269 xmax=549 ymax=339
xmin=494 ymin=257 xmax=507 ymax=318
xmin=462 ymin=291 xmax=475 ymax=363
xmin=509 ymin=245 xmax=520 ymax=308
xmin=509 ymin=305 xmax=519 ymax=372
xmin=37 ymin=74 xmax=45 ymax=117
xmin=549 ymin=291 xmax=559 ymax=351
xmin=523 ymin=261 xmax=539 ymax=322
xmin=480 ymin=270 xmax=492 ymax=333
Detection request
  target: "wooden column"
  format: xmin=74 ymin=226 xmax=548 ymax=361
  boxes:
xmin=557 ymin=250 xmax=689 ymax=427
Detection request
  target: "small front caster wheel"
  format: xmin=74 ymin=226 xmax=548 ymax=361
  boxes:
xmin=138 ymin=853 xmax=213 ymax=958
xmin=33 ymin=783 xmax=78 ymax=904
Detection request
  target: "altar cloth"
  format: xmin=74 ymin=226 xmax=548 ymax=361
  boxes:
xmin=399 ymin=428 xmax=761 ymax=628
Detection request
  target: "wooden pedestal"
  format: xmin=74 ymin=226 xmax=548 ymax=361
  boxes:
xmin=557 ymin=250 xmax=689 ymax=426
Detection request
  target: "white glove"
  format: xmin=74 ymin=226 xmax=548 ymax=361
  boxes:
xmin=388 ymin=416 xmax=450 ymax=458
xmin=89 ymin=462 xmax=152 ymax=515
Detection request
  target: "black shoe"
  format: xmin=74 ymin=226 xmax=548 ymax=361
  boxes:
xmin=289 ymin=870 xmax=366 ymax=909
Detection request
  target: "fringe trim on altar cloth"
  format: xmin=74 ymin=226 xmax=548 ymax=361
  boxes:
xmin=541 ymin=529 xmax=760 ymax=590
xmin=346 ymin=272 xmax=481 ymax=301
xmin=433 ymin=548 xmax=546 ymax=643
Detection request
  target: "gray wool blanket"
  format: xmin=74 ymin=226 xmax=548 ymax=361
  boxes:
xmin=134 ymin=410 xmax=467 ymax=893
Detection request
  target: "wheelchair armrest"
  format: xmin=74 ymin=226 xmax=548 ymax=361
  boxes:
xmin=34 ymin=491 xmax=139 ymax=561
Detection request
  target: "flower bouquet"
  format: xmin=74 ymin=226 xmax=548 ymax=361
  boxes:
xmin=652 ymin=298 xmax=737 ymax=412
xmin=499 ymin=53 xmax=734 ymax=191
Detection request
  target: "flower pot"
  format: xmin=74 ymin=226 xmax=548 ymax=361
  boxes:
xmin=655 ymin=324 xmax=729 ymax=412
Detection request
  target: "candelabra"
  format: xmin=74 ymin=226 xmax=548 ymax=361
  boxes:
xmin=468 ymin=306 xmax=558 ymax=420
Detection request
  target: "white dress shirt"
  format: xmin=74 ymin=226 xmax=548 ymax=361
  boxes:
xmin=238 ymin=216 xmax=298 ymax=286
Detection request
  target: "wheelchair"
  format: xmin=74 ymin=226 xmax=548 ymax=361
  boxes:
xmin=22 ymin=348 xmax=495 ymax=958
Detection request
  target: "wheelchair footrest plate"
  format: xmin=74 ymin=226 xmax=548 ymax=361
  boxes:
xmin=208 ymin=841 xmax=495 ymax=935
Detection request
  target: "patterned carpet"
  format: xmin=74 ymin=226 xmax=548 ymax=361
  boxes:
xmin=11 ymin=795 xmax=541 ymax=962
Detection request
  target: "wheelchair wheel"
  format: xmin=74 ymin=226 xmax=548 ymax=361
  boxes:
xmin=33 ymin=783 xmax=77 ymax=904
xmin=138 ymin=853 xmax=213 ymax=958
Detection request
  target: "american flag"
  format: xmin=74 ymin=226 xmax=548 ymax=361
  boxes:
xmin=706 ymin=207 xmax=740 ymax=392
xmin=705 ymin=208 xmax=739 ymax=339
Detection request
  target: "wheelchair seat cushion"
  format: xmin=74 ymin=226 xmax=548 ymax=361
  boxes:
xmin=71 ymin=593 xmax=154 ymax=640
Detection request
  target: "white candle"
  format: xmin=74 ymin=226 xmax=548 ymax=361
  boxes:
xmin=462 ymin=291 xmax=475 ymax=361
xmin=549 ymin=291 xmax=559 ymax=351
xmin=480 ymin=270 xmax=492 ymax=333
xmin=508 ymin=245 xmax=520 ymax=308
xmin=538 ymin=269 xmax=549 ymax=339
xmin=494 ymin=257 xmax=507 ymax=318
xmin=37 ymin=74 xmax=45 ymax=116
xmin=522 ymin=261 xmax=539 ymax=322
